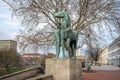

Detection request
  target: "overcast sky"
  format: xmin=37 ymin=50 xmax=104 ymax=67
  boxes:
xmin=0 ymin=1 xmax=20 ymax=40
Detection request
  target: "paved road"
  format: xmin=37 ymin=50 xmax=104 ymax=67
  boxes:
xmin=91 ymin=65 xmax=120 ymax=71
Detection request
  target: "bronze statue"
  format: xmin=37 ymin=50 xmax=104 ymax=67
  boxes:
xmin=54 ymin=9 xmax=78 ymax=59
xmin=53 ymin=22 xmax=61 ymax=58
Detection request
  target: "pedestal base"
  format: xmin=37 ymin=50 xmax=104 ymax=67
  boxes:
xmin=45 ymin=59 xmax=82 ymax=80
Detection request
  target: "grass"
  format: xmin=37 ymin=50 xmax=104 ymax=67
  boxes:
xmin=0 ymin=67 xmax=25 ymax=77
xmin=0 ymin=68 xmax=7 ymax=77
xmin=8 ymin=67 xmax=25 ymax=74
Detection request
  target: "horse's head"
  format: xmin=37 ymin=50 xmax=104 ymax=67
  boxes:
xmin=54 ymin=9 xmax=67 ymax=18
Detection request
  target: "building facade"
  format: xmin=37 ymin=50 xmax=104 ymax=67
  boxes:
xmin=98 ymin=47 xmax=109 ymax=65
xmin=0 ymin=40 xmax=17 ymax=53
xmin=108 ymin=36 xmax=120 ymax=66
xmin=22 ymin=53 xmax=56 ymax=65
xmin=22 ymin=53 xmax=43 ymax=65
xmin=76 ymin=48 xmax=81 ymax=56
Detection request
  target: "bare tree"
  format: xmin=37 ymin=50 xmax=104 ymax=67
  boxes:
xmin=3 ymin=0 xmax=120 ymax=50
xmin=0 ymin=49 xmax=23 ymax=73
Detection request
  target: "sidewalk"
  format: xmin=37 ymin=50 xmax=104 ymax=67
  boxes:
xmin=82 ymin=71 xmax=120 ymax=80
xmin=91 ymin=65 xmax=120 ymax=71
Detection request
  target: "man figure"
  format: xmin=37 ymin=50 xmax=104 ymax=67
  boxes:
xmin=53 ymin=22 xmax=61 ymax=58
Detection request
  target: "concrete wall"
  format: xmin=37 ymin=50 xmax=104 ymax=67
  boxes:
xmin=0 ymin=66 xmax=41 ymax=80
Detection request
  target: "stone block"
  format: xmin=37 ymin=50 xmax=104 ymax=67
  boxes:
xmin=45 ymin=59 xmax=82 ymax=80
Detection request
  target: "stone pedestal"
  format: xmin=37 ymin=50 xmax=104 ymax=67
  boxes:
xmin=45 ymin=59 xmax=82 ymax=80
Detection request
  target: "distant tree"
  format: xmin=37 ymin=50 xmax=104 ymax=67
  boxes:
xmin=3 ymin=0 xmax=120 ymax=51
xmin=0 ymin=49 xmax=23 ymax=73
xmin=89 ymin=48 xmax=101 ymax=65
xmin=85 ymin=32 xmax=101 ymax=65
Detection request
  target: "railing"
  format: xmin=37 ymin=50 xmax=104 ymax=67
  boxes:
xmin=0 ymin=66 xmax=42 ymax=80
xmin=26 ymin=74 xmax=53 ymax=80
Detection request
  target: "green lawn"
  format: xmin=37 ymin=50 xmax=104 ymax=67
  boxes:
xmin=0 ymin=67 xmax=25 ymax=77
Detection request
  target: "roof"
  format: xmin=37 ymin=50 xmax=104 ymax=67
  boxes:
xmin=23 ymin=53 xmax=41 ymax=55
xmin=48 ymin=53 xmax=56 ymax=58
xmin=0 ymin=40 xmax=17 ymax=44
xmin=109 ymin=36 xmax=120 ymax=47
xmin=0 ymin=40 xmax=16 ymax=42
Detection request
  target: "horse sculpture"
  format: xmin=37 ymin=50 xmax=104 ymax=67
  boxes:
xmin=54 ymin=9 xmax=78 ymax=59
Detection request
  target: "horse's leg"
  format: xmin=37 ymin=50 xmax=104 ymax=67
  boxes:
xmin=55 ymin=43 xmax=58 ymax=58
xmin=61 ymin=30 xmax=65 ymax=58
xmin=56 ymin=39 xmax=60 ymax=59
xmin=69 ymin=42 xmax=74 ymax=59
xmin=73 ymin=42 xmax=76 ymax=59
xmin=73 ymin=38 xmax=78 ymax=59
xmin=67 ymin=38 xmax=71 ymax=57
